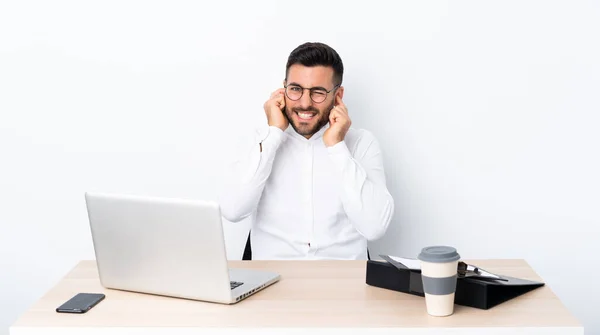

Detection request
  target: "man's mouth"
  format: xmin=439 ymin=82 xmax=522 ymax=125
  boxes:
xmin=296 ymin=111 xmax=317 ymax=120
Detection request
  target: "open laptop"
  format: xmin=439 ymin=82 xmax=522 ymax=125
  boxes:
xmin=84 ymin=192 xmax=280 ymax=304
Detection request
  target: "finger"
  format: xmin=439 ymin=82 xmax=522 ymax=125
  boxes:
xmin=329 ymin=108 xmax=340 ymax=124
xmin=334 ymin=105 xmax=348 ymax=116
xmin=271 ymin=89 xmax=285 ymax=99
xmin=333 ymin=98 xmax=347 ymax=116
xmin=271 ymin=94 xmax=284 ymax=105
xmin=334 ymin=108 xmax=351 ymax=127
xmin=332 ymin=105 xmax=348 ymax=117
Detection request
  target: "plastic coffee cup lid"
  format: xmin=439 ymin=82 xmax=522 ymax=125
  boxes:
xmin=418 ymin=246 xmax=460 ymax=263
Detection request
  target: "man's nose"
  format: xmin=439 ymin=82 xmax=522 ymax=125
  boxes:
xmin=298 ymin=90 xmax=313 ymax=108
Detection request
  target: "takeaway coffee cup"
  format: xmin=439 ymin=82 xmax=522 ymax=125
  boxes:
xmin=418 ymin=246 xmax=461 ymax=316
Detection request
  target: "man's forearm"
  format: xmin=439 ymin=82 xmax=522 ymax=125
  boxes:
xmin=328 ymin=140 xmax=394 ymax=240
xmin=219 ymin=126 xmax=284 ymax=222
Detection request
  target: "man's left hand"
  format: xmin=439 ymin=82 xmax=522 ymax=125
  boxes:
xmin=323 ymin=96 xmax=352 ymax=147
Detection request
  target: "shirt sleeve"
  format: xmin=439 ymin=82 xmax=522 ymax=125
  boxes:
xmin=218 ymin=126 xmax=285 ymax=222
xmin=327 ymin=130 xmax=394 ymax=240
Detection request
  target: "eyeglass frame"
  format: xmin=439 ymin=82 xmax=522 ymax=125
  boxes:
xmin=283 ymin=82 xmax=341 ymax=103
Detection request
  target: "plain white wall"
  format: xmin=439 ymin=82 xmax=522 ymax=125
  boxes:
xmin=1 ymin=0 xmax=599 ymax=333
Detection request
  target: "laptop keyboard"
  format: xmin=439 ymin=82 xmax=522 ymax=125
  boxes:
xmin=230 ymin=281 xmax=244 ymax=290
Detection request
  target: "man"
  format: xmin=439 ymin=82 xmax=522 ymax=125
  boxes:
xmin=219 ymin=42 xmax=394 ymax=260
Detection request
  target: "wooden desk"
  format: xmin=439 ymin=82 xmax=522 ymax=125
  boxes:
xmin=11 ymin=259 xmax=582 ymax=334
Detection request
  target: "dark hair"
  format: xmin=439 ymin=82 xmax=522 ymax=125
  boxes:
xmin=285 ymin=42 xmax=344 ymax=86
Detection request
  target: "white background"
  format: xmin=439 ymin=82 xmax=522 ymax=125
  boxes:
xmin=1 ymin=0 xmax=599 ymax=333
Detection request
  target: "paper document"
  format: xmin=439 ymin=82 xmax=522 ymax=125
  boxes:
xmin=388 ymin=256 xmax=421 ymax=270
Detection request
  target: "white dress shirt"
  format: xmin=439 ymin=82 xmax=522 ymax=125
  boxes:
xmin=219 ymin=123 xmax=394 ymax=260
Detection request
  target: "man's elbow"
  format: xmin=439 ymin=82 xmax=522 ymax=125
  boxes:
xmin=360 ymin=219 xmax=390 ymax=241
xmin=218 ymin=193 xmax=251 ymax=223
xmin=357 ymin=198 xmax=395 ymax=241
xmin=219 ymin=204 xmax=251 ymax=223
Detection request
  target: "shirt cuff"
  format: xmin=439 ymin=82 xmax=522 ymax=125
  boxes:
xmin=259 ymin=126 xmax=285 ymax=154
xmin=327 ymin=140 xmax=353 ymax=170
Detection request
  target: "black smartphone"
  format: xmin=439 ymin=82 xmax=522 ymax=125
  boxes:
xmin=56 ymin=293 xmax=105 ymax=313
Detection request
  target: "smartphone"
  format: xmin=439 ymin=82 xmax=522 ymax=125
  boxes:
xmin=56 ymin=293 xmax=105 ymax=313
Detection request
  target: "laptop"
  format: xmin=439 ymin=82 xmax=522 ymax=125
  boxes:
xmin=84 ymin=192 xmax=280 ymax=304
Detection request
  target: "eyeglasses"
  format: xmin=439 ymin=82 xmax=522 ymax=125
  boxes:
xmin=284 ymin=83 xmax=340 ymax=103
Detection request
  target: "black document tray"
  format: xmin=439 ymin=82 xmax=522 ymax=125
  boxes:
xmin=365 ymin=259 xmax=544 ymax=310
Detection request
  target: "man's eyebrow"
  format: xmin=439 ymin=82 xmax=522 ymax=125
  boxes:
xmin=287 ymin=82 xmax=328 ymax=91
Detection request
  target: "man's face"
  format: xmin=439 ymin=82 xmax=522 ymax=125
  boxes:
xmin=284 ymin=65 xmax=340 ymax=139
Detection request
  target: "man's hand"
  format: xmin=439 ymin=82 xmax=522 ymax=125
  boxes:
xmin=323 ymin=95 xmax=351 ymax=147
xmin=264 ymin=88 xmax=289 ymax=131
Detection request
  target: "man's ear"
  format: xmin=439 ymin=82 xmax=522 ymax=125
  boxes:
xmin=336 ymin=86 xmax=344 ymax=102
xmin=282 ymin=79 xmax=287 ymax=87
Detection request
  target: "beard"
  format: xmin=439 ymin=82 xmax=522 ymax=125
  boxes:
xmin=284 ymin=101 xmax=334 ymax=138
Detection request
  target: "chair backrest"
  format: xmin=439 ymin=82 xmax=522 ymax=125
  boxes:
xmin=242 ymin=232 xmax=253 ymax=260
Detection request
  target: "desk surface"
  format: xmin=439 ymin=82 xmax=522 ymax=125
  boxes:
xmin=11 ymin=259 xmax=582 ymax=335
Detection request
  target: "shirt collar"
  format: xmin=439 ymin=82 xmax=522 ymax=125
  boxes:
xmin=285 ymin=122 xmax=330 ymax=142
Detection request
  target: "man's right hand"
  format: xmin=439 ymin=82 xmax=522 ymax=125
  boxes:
xmin=264 ymin=88 xmax=289 ymax=131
